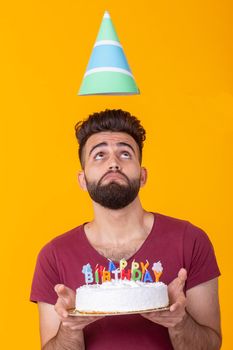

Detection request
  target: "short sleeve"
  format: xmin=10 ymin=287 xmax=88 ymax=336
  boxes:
xmin=184 ymin=223 xmax=221 ymax=291
xmin=30 ymin=241 xmax=61 ymax=305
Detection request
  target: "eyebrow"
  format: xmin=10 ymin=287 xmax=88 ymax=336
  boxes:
xmin=89 ymin=142 xmax=136 ymax=157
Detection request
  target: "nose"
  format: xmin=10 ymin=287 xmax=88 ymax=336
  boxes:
xmin=109 ymin=164 xmax=120 ymax=171
xmin=108 ymin=155 xmax=121 ymax=171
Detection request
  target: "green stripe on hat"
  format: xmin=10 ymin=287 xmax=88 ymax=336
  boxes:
xmin=78 ymin=71 xmax=139 ymax=95
xmin=96 ymin=13 xmax=119 ymax=42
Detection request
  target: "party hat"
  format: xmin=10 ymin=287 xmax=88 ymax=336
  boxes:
xmin=78 ymin=11 xmax=139 ymax=95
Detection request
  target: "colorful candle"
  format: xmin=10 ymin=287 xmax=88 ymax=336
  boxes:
xmin=140 ymin=260 xmax=149 ymax=281
xmin=121 ymin=269 xmax=131 ymax=280
xmin=108 ymin=260 xmax=117 ymax=272
xmin=95 ymin=265 xmax=99 ymax=284
xmin=98 ymin=265 xmax=105 ymax=278
xmin=152 ymin=261 xmax=163 ymax=282
xmin=132 ymin=268 xmax=142 ymax=281
xmin=82 ymin=263 xmax=94 ymax=284
xmin=143 ymin=269 xmax=153 ymax=282
xmin=112 ymin=268 xmax=121 ymax=281
xmin=102 ymin=270 xmax=111 ymax=282
xmin=120 ymin=258 xmax=127 ymax=271
xmin=131 ymin=260 xmax=139 ymax=271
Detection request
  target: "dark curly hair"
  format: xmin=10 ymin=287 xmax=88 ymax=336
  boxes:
xmin=75 ymin=109 xmax=146 ymax=167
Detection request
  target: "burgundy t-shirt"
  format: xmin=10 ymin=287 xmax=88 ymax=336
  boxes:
xmin=30 ymin=213 xmax=220 ymax=349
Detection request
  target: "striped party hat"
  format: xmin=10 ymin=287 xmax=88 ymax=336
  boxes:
xmin=78 ymin=11 xmax=139 ymax=95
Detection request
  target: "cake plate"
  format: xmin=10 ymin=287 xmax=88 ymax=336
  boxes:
xmin=68 ymin=306 xmax=170 ymax=317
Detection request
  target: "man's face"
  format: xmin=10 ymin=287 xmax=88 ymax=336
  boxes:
xmin=78 ymin=132 xmax=147 ymax=209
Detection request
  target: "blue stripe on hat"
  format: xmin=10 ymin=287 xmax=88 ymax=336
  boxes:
xmin=86 ymin=45 xmax=131 ymax=72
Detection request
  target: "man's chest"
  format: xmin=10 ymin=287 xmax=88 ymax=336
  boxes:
xmin=93 ymin=240 xmax=143 ymax=261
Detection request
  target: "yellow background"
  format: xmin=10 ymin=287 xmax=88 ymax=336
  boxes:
xmin=1 ymin=0 xmax=233 ymax=348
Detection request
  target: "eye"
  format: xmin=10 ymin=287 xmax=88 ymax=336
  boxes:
xmin=121 ymin=151 xmax=131 ymax=159
xmin=94 ymin=152 xmax=105 ymax=160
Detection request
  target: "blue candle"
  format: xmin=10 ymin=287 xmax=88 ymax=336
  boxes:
xmin=108 ymin=260 xmax=117 ymax=272
xmin=143 ymin=269 xmax=153 ymax=283
xmin=82 ymin=263 xmax=94 ymax=284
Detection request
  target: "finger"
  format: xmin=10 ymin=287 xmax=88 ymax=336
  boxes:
xmin=62 ymin=316 xmax=104 ymax=330
xmin=142 ymin=310 xmax=179 ymax=318
xmin=170 ymin=296 xmax=186 ymax=313
xmin=54 ymin=298 xmax=69 ymax=318
xmin=54 ymin=285 xmax=76 ymax=308
xmin=141 ymin=310 xmax=168 ymax=317
xmin=54 ymin=284 xmax=63 ymax=294
xmin=170 ymin=303 xmax=180 ymax=312
xmin=178 ymin=268 xmax=187 ymax=284
xmin=61 ymin=315 xmax=103 ymax=323
xmin=54 ymin=284 xmax=75 ymax=298
xmin=173 ymin=269 xmax=187 ymax=293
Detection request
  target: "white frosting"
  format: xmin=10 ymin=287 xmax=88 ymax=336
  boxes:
xmin=76 ymin=280 xmax=169 ymax=312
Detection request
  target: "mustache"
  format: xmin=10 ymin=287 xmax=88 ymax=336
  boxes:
xmin=98 ymin=170 xmax=130 ymax=186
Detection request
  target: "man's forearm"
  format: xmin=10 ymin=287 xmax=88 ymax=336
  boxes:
xmin=168 ymin=312 xmax=221 ymax=350
xmin=42 ymin=323 xmax=85 ymax=350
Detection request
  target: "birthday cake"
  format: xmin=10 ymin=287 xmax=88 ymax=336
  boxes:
xmin=75 ymin=260 xmax=169 ymax=314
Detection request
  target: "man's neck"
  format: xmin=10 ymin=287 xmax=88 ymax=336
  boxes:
xmin=85 ymin=198 xmax=154 ymax=246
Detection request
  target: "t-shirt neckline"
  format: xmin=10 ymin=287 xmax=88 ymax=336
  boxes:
xmin=81 ymin=212 xmax=159 ymax=265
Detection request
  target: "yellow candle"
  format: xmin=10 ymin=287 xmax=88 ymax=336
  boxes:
xmin=120 ymin=258 xmax=128 ymax=271
xmin=153 ymin=271 xmax=162 ymax=282
xmin=131 ymin=260 xmax=139 ymax=271
xmin=102 ymin=270 xmax=111 ymax=282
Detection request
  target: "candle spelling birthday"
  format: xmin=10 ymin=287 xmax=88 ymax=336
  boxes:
xmin=81 ymin=259 xmax=163 ymax=284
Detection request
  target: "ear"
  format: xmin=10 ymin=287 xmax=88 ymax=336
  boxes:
xmin=78 ymin=171 xmax=87 ymax=191
xmin=140 ymin=167 xmax=148 ymax=187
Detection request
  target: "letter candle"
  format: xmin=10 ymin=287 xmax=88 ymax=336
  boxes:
xmin=95 ymin=264 xmax=99 ymax=284
xmin=143 ymin=269 xmax=153 ymax=282
xmin=108 ymin=259 xmax=117 ymax=272
xmin=131 ymin=260 xmax=140 ymax=271
xmin=120 ymin=258 xmax=128 ymax=279
xmin=101 ymin=267 xmax=105 ymax=283
xmin=112 ymin=268 xmax=121 ymax=280
xmin=82 ymin=263 xmax=94 ymax=284
xmin=132 ymin=268 xmax=142 ymax=281
xmin=102 ymin=270 xmax=111 ymax=282
xmin=120 ymin=258 xmax=127 ymax=271
xmin=121 ymin=269 xmax=131 ymax=280
xmin=152 ymin=261 xmax=163 ymax=282
xmin=140 ymin=260 xmax=149 ymax=281
xmin=98 ymin=265 xmax=105 ymax=278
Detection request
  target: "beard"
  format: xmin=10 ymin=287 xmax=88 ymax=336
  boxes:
xmin=85 ymin=171 xmax=141 ymax=210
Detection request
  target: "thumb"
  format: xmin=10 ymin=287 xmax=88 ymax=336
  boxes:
xmin=173 ymin=268 xmax=187 ymax=294
xmin=54 ymin=284 xmax=75 ymax=300
xmin=54 ymin=284 xmax=65 ymax=296
xmin=178 ymin=268 xmax=187 ymax=286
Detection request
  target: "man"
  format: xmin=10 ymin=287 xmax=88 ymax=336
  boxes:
xmin=30 ymin=109 xmax=221 ymax=349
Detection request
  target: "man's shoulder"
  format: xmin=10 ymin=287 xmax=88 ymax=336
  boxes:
xmin=155 ymin=212 xmax=207 ymax=238
xmin=51 ymin=223 xmax=86 ymax=247
xmin=156 ymin=212 xmax=189 ymax=229
xmin=40 ymin=223 xmax=85 ymax=256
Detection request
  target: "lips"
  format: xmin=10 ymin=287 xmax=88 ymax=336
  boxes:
xmin=103 ymin=173 xmax=124 ymax=180
xmin=100 ymin=172 xmax=128 ymax=184
xmin=102 ymin=175 xmax=126 ymax=184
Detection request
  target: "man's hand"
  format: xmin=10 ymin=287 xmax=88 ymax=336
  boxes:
xmin=54 ymin=284 xmax=103 ymax=331
xmin=141 ymin=268 xmax=187 ymax=328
